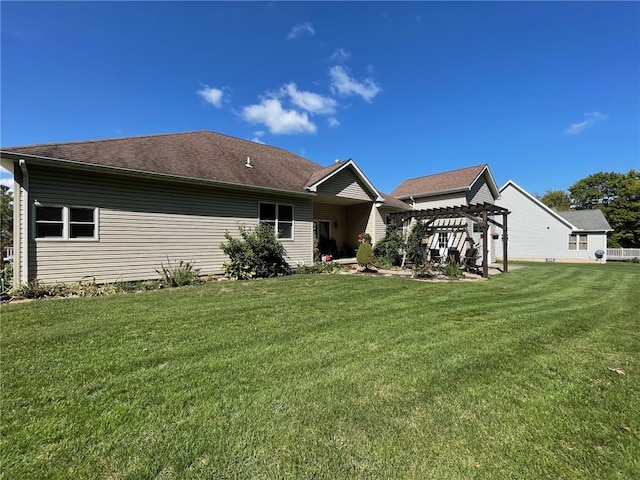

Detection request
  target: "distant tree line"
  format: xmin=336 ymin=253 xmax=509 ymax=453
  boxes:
xmin=1 ymin=185 xmax=12 ymax=267
xmin=537 ymin=170 xmax=639 ymax=248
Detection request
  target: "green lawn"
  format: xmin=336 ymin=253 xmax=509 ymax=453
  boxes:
xmin=2 ymin=262 xmax=639 ymax=479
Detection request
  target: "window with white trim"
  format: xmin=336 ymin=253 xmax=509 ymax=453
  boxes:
xmin=568 ymin=233 xmax=587 ymax=251
xmin=35 ymin=205 xmax=98 ymax=240
xmin=259 ymin=203 xmax=293 ymax=240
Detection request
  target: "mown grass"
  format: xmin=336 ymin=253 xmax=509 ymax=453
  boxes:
xmin=1 ymin=262 xmax=639 ymax=479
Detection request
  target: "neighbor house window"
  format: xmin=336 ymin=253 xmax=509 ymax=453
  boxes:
xmin=259 ymin=203 xmax=293 ymax=240
xmin=35 ymin=205 xmax=98 ymax=240
xmin=568 ymin=234 xmax=587 ymax=251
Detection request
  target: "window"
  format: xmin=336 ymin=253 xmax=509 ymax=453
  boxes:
xmin=35 ymin=205 xmax=97 ymax=240
xmin=568 ymin=234 xmax=587 ymax=251
xmin=35 ymin=206 xmax=64 ymax=238
xmin=259 ymin=203 xmax=293 ymax=240
xmin=438 ymin=232 xmax=449 ymax=249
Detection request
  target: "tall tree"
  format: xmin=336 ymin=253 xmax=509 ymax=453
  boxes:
xmin=1 ymin=185 xmax=13 ymax=267
xmin=569 ymin=170 xmax=640 ymax=248
xmin=540 ymin=189 xmax=571 ymax=210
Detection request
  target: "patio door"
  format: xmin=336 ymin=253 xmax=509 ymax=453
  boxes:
xmin=314 ymin=220 xmax=330 ymax=242
xmin=436 ymin=231 xmax=452 ymax=257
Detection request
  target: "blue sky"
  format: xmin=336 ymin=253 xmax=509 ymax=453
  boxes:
xmin=1 ymin=1 xmax=639 ymax=197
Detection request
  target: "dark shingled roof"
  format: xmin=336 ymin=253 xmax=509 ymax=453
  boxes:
xmin=391 ymin=164 xmax=488 ymax=199
xmin=556 ymin=209 xmax=613 ymax=231
xmin=2 ymin=131 xmax=325 ymax=194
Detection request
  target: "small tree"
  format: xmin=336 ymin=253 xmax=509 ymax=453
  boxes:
xmin=356 ymin=241 xmax=376 ymax=272
xmin=404 ymin=221 xmax=431 ymax=267
xmin=220 ymin=223 xmax=291 ymax=280
xmin=373 ymin=224 xmax=404 ymax=267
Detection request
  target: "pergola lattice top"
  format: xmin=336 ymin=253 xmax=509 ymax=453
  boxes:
xmin=387 ymin=202 xmax=510 ymax=224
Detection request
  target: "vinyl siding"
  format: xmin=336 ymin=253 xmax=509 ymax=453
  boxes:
xmin=495 ymin=184 xmax=606 ymax=262
xmin=27 ymin=165 xmax=313 ymax=283
xmin=468 ymin=180 xmax=495 ymax=204
xmin=373 ymin=206 xmax=392 ymax=243
xmin=317 ymin=169 xmax=372 ymax=201
xmin=412 ymin=192 xmax=467 ymax=210
xmin=345 ymin=203 xmax=372 ymax=249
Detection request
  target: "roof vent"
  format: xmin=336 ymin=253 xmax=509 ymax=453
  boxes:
xmin=334 ymin=159 xmax=340 ymax=164
xmin=246 ymin=156 xmax=253 ymax=168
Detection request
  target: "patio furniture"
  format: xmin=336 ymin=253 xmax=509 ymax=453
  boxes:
xmin=462 ymin=248 xmax=480 ymax=274
xmin=447 ymin=248 xmax=460 ymax=265
xmin=429 ymin=248 xmax=442 ymax=267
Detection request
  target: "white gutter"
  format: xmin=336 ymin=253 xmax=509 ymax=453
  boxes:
xmin=19 ymin=159 xmax=29 ymax=284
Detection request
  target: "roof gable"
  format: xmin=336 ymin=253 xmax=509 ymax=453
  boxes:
xmin=1 ymin=131 xmax=325 ymax=194
xmin=499 ymin=180 xmax=576 ymax=229
xmin=305 ymin=159 xmax=384 ymax=202
xmin=391 ymin=164 xmax=498 ymax=200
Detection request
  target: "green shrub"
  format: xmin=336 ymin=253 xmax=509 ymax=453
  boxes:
xmin=220 ymin=223 xmax=292 ymax=280
xmin=1 ymin=262 xmax=13 ymax=297
xmin=295 ymin=261 xmax=348 ymax=275
xmin=10 ymin=279 xmax=52 ymax=299
xmin=356 ymin=241 xmax=376 ymax=271
xmin=373 ymin=225 xmax=404 ymax=267
xmin=156 ymin=258 xmax=200 ymax=287
xmin=442 ymin=261 xmax=463 ymax=278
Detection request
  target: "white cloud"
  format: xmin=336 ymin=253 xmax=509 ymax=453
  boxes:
xmin=197 ymin=85 xmax=224 ymax=108
xmin=330 ymin=48 xmax=350 ymax=62
xmin=0 ymin=177 xmax=13 ymax=191
xmin=251 ymin=131 xmax=266 ymax=144
xmin=0 ymin=167 xmax=13 ymax=191
xmin=286 ymin=22 xmax=315 ymax=40
xmin=282 ymin=83 xmax=337 ymax=114
xmin=241 ymin=98 xmax=317 ymax=134
xmin=564 ymin=111 xmax=608 ymax=135
xmin=327 ymin=117 xmax=340 ymax=127
xmin=329 ymin=65 xmax=382 ymax=103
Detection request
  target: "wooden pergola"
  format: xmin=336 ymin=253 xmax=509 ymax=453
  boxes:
xmin=387 ymin=202 xmax=510 ymax=278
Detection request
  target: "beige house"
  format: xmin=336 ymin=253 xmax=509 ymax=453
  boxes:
xmin=390 ymin=164 xmax=501 ymax=263
xmin=1 ymin=131 xmax=409 ymax=284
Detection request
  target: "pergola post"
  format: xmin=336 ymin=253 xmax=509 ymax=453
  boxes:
xmin=502 ymin=212 xmax=508 ymax=273
xmin=482 ymin=209 xmax=489 ymax=278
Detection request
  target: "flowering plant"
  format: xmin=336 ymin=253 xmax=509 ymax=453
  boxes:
xmin=358 ymin=233 xmax=372 ymax=244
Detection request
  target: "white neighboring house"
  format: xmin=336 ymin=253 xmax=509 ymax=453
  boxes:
xmin=494 ymin=180 xmax=612 ymax=263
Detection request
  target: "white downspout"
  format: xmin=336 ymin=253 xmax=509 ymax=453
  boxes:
xmin=19 ymin=159 xmax=29 ymax=284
